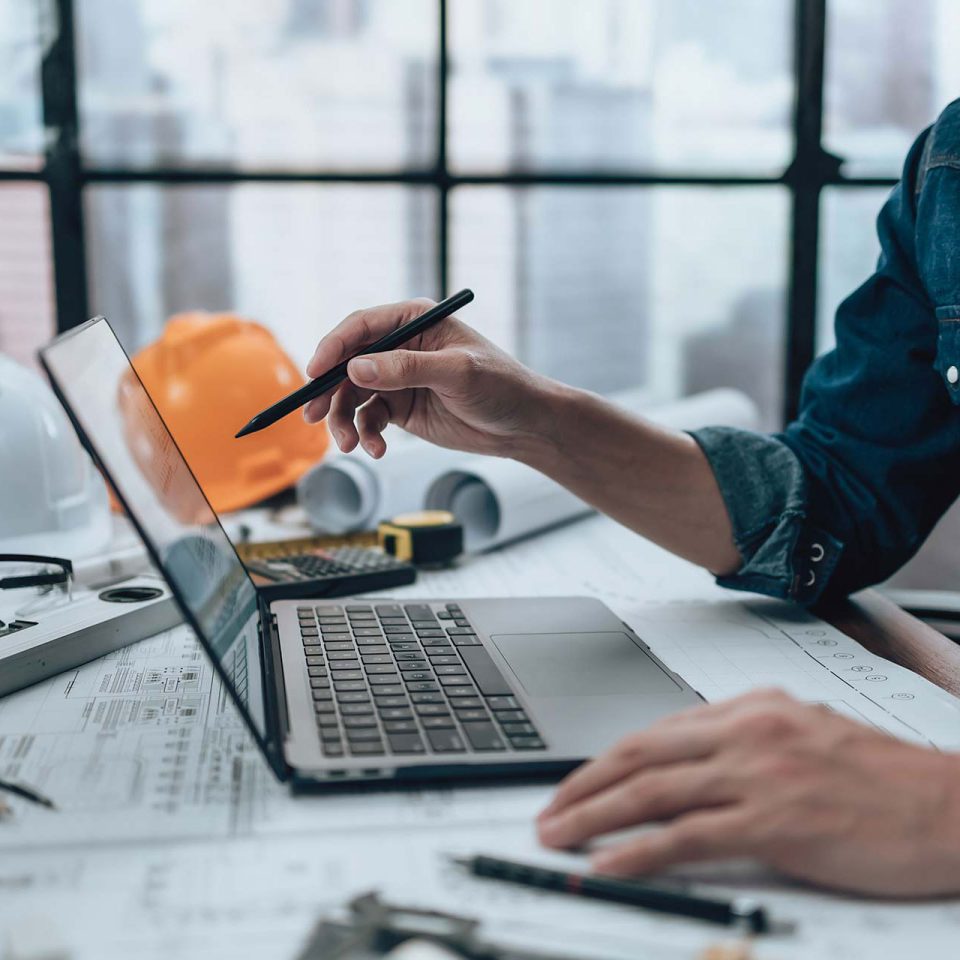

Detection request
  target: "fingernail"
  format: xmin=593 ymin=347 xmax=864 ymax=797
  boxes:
xmin=350 ymin=357 xmax=377 ymax=383
xmin=537 ymin=802 xmax=558 ymax=821
xmin=537 ymin=815 xmax=562 ymax=843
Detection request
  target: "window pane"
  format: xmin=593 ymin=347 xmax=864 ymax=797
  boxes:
xmin=817 ymin=187 xmax=888 ymax=355
xmin=76 ymin=0 xmax=438 ymax=170
xmin=0 ymin=185 xmax=55 ymax=368
xmin=0 ymin=0 xmax=45 ymax=169
xmin=85 ymin=184 xmax=437 ymax=362
xmin=825 ymin=0 xmax=959 ymax=177
xmin=452 ymin=186 xmax=788 ymax=430
xmin=450 ymin=0 xmax=793 ymax=174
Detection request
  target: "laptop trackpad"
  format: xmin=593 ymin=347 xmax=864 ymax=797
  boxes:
xmin=492 ymin=632 xmax=680 ymax=697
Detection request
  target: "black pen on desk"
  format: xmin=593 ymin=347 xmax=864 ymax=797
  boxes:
xmin=450 ymin=854 xmax=770 ymax=934
xmin=0 ymin=778 xmax=57 ymax=810
xmin=235 ymin=288 xmax=475 ymax=438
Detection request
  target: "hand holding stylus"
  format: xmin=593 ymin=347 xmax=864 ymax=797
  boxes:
xmin=302 ymin=293 xmax=742 ymax=581
xmin=303 ymin=296 xmax=556 ymax=460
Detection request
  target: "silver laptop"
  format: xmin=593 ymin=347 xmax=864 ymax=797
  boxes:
xmin=41 ymin=317 xmax=701 ymax=788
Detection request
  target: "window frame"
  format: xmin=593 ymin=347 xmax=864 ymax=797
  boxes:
xmin=9 ymin=0 xmax=899 ymax=426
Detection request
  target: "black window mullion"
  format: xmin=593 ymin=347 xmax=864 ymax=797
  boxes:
xmin=782 ymin=0 xmax=842 ymax=424
xmin=40 ymin=0 xmax=88 ymax=333
xmin=28 ymin=0 xmax=890 ymax=435
xmin=437 ymin=0 xmax=450 ymax=297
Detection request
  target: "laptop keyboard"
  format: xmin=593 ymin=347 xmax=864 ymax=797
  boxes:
xmin=297 ymin=602 xmax=547 ymax=759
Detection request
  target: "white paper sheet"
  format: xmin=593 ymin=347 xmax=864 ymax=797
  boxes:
xmin=3 ymin=514 xmax=960 ymax=959
xmin=3 ymin=804 xmax=960 ymax=960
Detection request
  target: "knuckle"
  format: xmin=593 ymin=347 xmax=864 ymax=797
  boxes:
xmin=670 ymin=822 xmax=711 ymax=858
xmin=457 ymin=348 xmax=486 ymax=385
xmin=391 ymin=351 xmax=415 ymax=381
xmin=735 ymin=706 xmax=796 ymax=742
xmin=554 ymin=807 xmax=586 ymax=841
xmin=628 ymin=773 xmax=664 ymax=812
xmin=614 ymin=732 xmax=647 ymax=762
xmin=344 ymin=309 xmax=375 ymax=342
xmin=752 ymin=751 xmax=806 ymax=784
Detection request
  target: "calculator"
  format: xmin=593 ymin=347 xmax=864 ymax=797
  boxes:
xmin=235 ymin=534 xmax=417 ymax=600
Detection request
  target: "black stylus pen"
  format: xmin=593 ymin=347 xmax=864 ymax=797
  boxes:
xmin=451 ymin=854 xmax=770 ymax=934
xmin=235 ymin=288 xmax=475 ymax=438
xmin=0 ymin=778 xmax=57 ymax=810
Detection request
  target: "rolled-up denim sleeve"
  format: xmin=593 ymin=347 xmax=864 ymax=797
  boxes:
xmin=688 ymin=426 xmax=835 ymax=601
xmin=687 ymin=101 xmax=960 ymax=605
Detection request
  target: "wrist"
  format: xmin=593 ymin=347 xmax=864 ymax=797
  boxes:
xmin=917 ymin=752 xmax=960 ymax=892
xmin=515 ymin=376 xmax=595 ymax=472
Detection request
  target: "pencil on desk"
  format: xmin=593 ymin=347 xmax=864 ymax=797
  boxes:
xmin=0 ymin=779 xmax=57 ymax=810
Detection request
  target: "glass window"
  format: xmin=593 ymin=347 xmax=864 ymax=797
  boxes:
xmin=75 ymin=0 xmax=438 ymax=171
xmin=85 ymin=184 xmax=437 ymax=363
xmin=817 ymin=187 xmax=888 ymax=354
xmin=452 ymin=186 xmax=788 ymax=429
xmin=0 ymin=0 xmax=45 ymax=169
xmin=825 ymin=0 xmax=960 ymax=177
xmin=0 ymin=185 xmax=56 ymax=369
xmin=449 ymin=0 xmax=793 ymax=175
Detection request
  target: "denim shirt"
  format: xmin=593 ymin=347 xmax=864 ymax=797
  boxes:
xmin=690 ymin=98 xmax=960 ymax=605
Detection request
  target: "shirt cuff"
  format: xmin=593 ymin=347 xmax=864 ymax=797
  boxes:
xmin=688 ymin=426 xmax=843 ymax=603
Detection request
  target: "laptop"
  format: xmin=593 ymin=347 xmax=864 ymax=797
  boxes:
xmin=40 ymin=317 xmax=702 ymax=788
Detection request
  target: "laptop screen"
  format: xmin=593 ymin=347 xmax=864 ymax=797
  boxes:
xmin=41 ymin=317 xmax=268 ymax=741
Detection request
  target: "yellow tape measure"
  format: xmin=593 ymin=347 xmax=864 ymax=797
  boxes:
xmin=377 ymin=510 xmax=463 ymax=566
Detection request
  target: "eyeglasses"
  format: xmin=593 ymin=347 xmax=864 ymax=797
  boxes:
xmin=0 ymin=554 xmax=74 ymax=621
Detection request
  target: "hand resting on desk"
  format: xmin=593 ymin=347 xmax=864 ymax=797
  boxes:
xmin=537 ymin=688 xmax=960 ymax=897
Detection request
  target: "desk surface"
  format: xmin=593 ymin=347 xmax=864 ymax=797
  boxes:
xmin=1 ymin=513 xmax=960 ymax=960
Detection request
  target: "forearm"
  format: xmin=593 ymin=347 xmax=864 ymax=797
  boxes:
xmin=518 ymin=379 xmax=741 ymax=577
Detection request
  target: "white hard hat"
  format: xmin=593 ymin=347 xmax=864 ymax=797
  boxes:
xmin=0 ymin=354 xmax=112 ymax=559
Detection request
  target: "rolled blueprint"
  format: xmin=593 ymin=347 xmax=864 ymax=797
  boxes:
xmin=297 ymin=439 xmax=464 ymax=534
xmin=297 ymin=388 xmax=759 ymax=543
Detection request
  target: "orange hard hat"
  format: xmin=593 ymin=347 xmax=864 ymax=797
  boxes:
xmin=130 ymin=311 xmax=329 ymax=513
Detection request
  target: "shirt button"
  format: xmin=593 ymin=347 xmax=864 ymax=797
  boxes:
xmin=948 ymin=365 xmax=959 ymax=385
xmin=810 ymin=542 xmax=825 ymax=563
xmin=805 ymin=570 xmax=816 ymax=587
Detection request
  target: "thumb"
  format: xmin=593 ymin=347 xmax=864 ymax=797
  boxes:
xmin=347 ymin=348 xmax=459 ymax=392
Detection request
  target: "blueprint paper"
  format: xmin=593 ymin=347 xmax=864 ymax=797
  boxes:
xmin=2 ymin=514 xmax=960 ymax=958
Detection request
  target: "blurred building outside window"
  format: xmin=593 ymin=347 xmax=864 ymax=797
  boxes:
xmin=0 ymin=0 xmax=958 ymax=428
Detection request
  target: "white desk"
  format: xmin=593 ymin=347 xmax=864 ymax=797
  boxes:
xmin=2 ymin=514 xmax=960 ymax=960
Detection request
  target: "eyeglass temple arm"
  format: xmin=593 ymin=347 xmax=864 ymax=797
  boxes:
xmin=0 ymin=554 xmax=74 ymax=591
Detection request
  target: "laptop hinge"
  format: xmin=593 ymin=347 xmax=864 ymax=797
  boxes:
xmin=258 ymin=596 xmax=292 ymax=780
